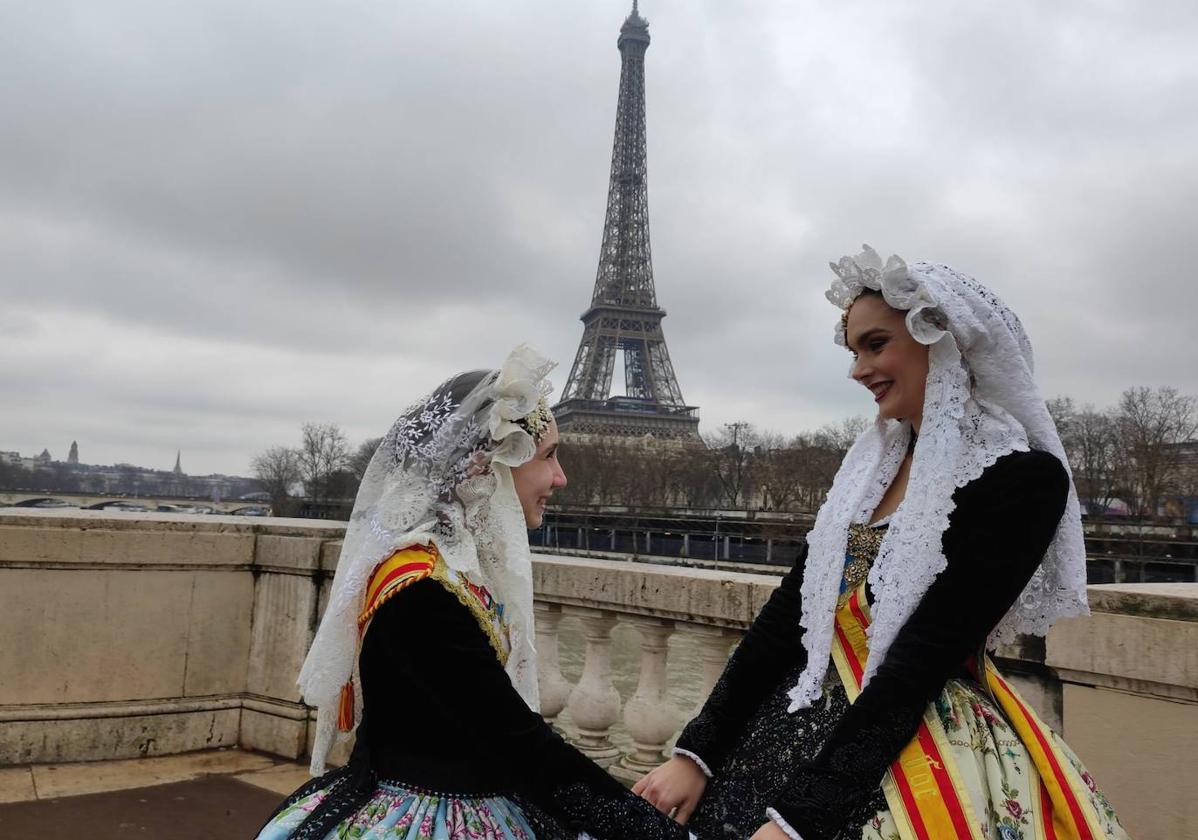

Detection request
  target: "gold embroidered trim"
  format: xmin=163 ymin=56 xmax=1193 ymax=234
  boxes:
xmin=429 ymin=559 xmax=510 ymax=666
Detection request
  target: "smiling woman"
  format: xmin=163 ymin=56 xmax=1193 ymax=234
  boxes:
xmin=255 ymin=346 xmax=697 ymax=840
xmin=635 ymin=247 xmax=1130 ymax=840
xmin=511 ymin=417 xmax=567 ymax=528
xmin=844 ymin=292 xmax=930 ymax=428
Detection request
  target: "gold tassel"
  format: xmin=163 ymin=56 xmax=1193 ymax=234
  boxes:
xmin=336 ymin=681 xmax=354 ymax=732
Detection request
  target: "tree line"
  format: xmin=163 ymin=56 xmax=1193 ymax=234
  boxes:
xmin=248 ymin=385 xmax=1195 ymax=521
xmin=558 ymin=386 xmax=1196 ymax=519
xmin=555 ymin=417 xmax=868 ymax=512
xmin=1048 ymin=386 xmax=1196 ymax=519
xmin=250 ymin=422 xmax=380 ymax=518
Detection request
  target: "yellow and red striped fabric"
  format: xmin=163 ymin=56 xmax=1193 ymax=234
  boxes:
xmin=335 ymin=544 xmax=440 ymax=733
xmin=358 ymin=543 xmax=440 ymax=629
xmin=831 ymin=586 xmax=985 ymax=840
xmin=831 ymin=582 xmax=1107 ymax=840
xmin=985 ymin=663 xmax=1105 ymax=840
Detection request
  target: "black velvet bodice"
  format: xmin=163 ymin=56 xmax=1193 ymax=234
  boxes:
xmin=354 ymin=578 xmax=691 ymax=840
xmin=676 ymin=449 xmax=1070 ymax=840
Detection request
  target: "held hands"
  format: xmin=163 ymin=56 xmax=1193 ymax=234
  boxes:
xmin=632 ymin=754 xmax=708 ymax=825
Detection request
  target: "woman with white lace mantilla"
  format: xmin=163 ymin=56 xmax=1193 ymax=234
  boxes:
xmin=634 ymin=249 xmax=1130 ymax=840
xmin=256 ymin=347 xmax=700 ymax=840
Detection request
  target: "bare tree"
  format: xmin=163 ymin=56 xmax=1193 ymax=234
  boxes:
xmin=296 ymin=422 xmax=350 ymax=505
xmin=1067 ymin=408 xmax=1119 ymax=515
xmin=705 ymin=422 xmax=759 ymax=508
xmin=1046 ymin=396 xmax=1076 ymax=444
xmin=349 ymin=437 xmax=383 ymax=482
xmin=251 ymin=446 xmax=300 ymax=515
xmin=1114 ymin=387 xmax=1197 ymax=518
xmin=755 ymin=432 xmax=806 ymax=511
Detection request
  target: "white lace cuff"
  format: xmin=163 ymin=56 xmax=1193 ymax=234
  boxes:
xmin=765 ymin=807 xmax=804 ymax=840
xmin=671 ymin=747 xmax=714 ymax=779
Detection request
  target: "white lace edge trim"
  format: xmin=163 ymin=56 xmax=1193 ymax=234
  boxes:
xmin=671 ymin=747 xmax=714 ymax=779
xmin=765 ymin=807 xmax=805 ymax=840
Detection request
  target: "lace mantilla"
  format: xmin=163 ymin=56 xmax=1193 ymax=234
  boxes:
xmin=788 ymin=248 xmax=1089 ymax=712
xmin=299 ymin=346 xmax=553 ymax=774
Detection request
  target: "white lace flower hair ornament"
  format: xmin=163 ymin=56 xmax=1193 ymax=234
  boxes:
xmin=826 ymin=245 xmax=947 ymax=349
xmin=787 ymin=247 xmax=1089 ymax=714
xmin=299 ymin=345 xmax=555 ymax=774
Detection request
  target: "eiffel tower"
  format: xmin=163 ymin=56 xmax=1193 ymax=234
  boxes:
xmin=554 ymin=2 xmax=699 ymax=440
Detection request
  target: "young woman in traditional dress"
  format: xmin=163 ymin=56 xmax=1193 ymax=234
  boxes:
xmin=256 ymin=347 xmax=699 ymax=840
xmin=634 ymin=249 xmax=1129 ymax=840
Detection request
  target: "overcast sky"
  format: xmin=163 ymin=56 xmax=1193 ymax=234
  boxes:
xmin=2 ymin=0 xmax=1196 ymax=476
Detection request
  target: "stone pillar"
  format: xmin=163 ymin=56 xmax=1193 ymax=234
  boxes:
xmin=534 ymin=602 xmax=573 ymax=724
xmin=685 ymin=624 xmax=740 ymax=717
xmin=612 ymin=617 xmax=683 ymax=783
xmin=563 ymin=607 xmax=622 ymax=766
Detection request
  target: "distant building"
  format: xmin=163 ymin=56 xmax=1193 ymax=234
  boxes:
xmin=0 ymin=448 xmax=258 ymax=500
xmin=68 ymin=441 xmax=79 ymax=465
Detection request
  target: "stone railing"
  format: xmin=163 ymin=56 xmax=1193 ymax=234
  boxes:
xmin=531 ymin=555 xmax=777 ymax=782
xmin=1 ymin=509 xmax=1195 ymax=838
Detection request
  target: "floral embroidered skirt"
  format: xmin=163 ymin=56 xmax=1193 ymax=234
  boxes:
xmin=688 ymin=669 xmax=1128 ymax=840
xmin=256 ymin=780 xmax=537 ymax=840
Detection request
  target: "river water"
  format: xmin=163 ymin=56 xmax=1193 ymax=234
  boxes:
xmin=552 ymin=617 xmax=717 ymax=750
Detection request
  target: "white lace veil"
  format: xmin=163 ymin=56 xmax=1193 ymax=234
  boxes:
xmin=787 ymin=247 xmax=1089 ymax=713
xmin=299 ymin=345 xmax=554 ymax=773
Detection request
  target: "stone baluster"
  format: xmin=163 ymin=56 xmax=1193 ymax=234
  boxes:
xmin=534 ymin=602 xmax=573 ymax=725
xmin=562 ymin=607 xmax=622 ymax=766
xmin=612 ymin=616 xmax=684 ymax=783
xmin=685 ymin=624 xmax=740 ymax=717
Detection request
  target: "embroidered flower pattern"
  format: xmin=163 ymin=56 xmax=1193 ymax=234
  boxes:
xmin=258 ymin=785 xmax=536 ymax=840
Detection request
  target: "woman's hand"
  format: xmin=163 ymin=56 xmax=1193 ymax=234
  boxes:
xmin=631 ymin=755 xmax=708 ymax=824
xmin=749 ymin=820 xmax=793 ymax=840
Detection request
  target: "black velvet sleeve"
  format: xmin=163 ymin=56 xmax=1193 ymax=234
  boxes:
xmin=769 ymin=450 xmax=1070 ymax=840
xmin=674 ymin=545 xmax=808 ymax=773
xmin=363 ymin=580 xmax=692 ymax=840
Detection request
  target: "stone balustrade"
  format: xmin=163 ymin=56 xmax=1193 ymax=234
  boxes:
xmin=531 ymin=555 xmax=771 ymax=780
xmin=2 ymin=509 xmax=1196 ymax=838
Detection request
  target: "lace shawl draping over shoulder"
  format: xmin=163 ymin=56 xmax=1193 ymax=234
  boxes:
xmin=788 ymin=249 xmax=1088 ymax=713
xmin=299 ymin=346 xmax=554 ymax=773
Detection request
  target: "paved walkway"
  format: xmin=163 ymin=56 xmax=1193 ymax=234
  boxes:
xmin=0 ymin=748 xmax=310 ymax=839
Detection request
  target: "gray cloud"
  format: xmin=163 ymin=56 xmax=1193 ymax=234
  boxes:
xmin=2 ymin=0 xmax=1196 ymax=475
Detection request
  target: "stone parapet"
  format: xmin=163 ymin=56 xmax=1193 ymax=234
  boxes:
xmin=1 ymin=510 xmax=1194 ymax=837
xmin=533 ymin=554 xmax=780 ymax=628
xmin=0 ymin=509 xmax=343 ymax=764
xmin=1044 ymin=583 xmax=1198 ymax=839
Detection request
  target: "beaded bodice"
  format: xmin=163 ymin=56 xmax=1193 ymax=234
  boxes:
xmin=839 ymin=523 xmax=887 ymax=604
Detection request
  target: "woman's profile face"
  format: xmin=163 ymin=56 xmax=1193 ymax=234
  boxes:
xmin=844 ymin=293 xmax=930 ymax=429
xmin=511 ymin=417 xmax=567 ymax=528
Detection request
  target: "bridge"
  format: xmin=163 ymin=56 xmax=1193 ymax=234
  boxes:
xmin=0 ymin=491 xmax=262 ymax=515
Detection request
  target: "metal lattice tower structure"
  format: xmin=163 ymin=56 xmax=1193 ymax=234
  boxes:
xmin=554 ymin=2 xmax=699 ymax=440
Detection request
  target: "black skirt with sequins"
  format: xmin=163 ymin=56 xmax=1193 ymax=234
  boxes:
xmin=687 ymin=664 xmax=888 ymax=840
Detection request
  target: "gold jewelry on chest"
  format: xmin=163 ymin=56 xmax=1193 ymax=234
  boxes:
xmin=840 ymin=523 xmax=886 ymax=603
